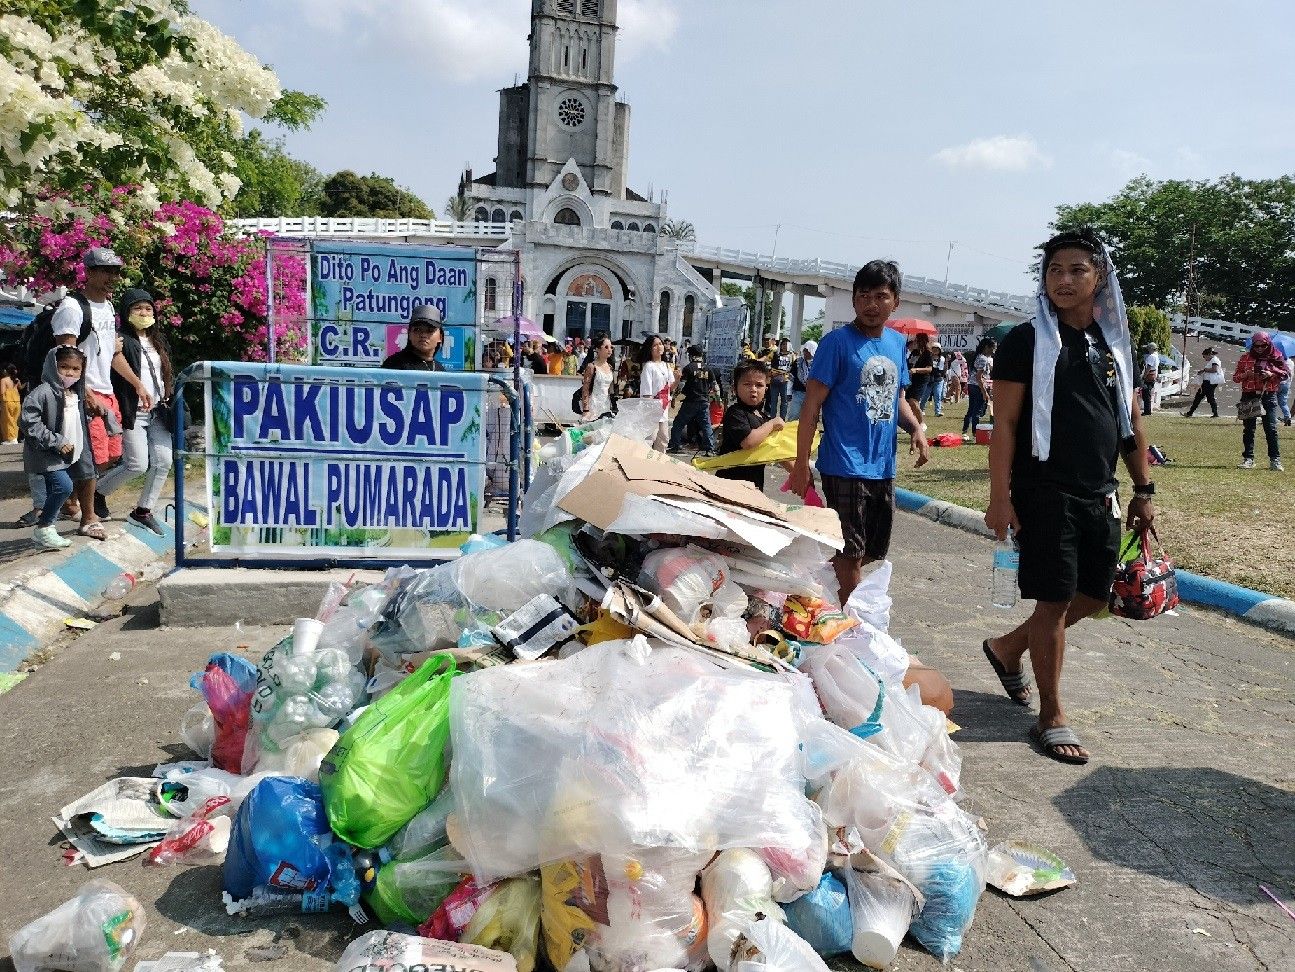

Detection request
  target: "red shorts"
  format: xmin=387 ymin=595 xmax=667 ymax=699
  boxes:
xmin=88 ymin=392 xmax=123 ymax=467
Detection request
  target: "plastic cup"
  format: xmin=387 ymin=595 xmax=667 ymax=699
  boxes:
xmin=292 ymin=617 xmax=324 ymax=656
xmin=850 ymin=872 xmax=915 ymax=969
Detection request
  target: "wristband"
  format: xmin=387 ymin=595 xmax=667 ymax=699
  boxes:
xmin=1132 ymin=482 xmax=1155 ymax=497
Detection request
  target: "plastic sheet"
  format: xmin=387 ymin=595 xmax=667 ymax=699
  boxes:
xmin=700 ymin=850 xmax=784 ymax=969
xmin=450 ymin=637 xmax=820 ymax=883
xmin=9 ymin=880 xmax=145 ymax=972
xmin=781 ymin=873 xmax=851 ymax=958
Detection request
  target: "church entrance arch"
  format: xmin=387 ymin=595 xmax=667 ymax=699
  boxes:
xmin=545 ymin=260 xmax=636 ymax=342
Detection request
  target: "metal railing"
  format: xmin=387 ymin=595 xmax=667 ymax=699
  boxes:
xmin=228 ymin=217 xmax=513 ymax=239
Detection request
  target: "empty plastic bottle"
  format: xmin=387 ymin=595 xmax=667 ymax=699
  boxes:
xmin=103 ymin=572 xmax=136 ymax=600
xmin=991 ymin=531 xmax=1019 ymax=609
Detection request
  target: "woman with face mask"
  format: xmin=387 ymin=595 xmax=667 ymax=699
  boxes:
xmin=100 ymin=288 xmax=177 ymax=535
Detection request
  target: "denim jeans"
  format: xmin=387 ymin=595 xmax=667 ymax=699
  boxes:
xmin=921 ymin=378 xmax=946 ymax=416
xmin=94 ymin=412 xmax=174 ymax=511
xmin=39 ymin=469 xmax=74 ymax=527
xmin=787 ymin=389 xmax=806 ymax=422
xmin=668 ymin=399 xmax=715 ymax=452
xmin=769 ymin=380 xmax=791 ymax=420
xmin=962 ymin=385 xmax=987 ymax=434
xmin=1242 ymin=392 xmax=1281 ymax=460
xmin=1279 ymin=379 xmax=1292 ymax=423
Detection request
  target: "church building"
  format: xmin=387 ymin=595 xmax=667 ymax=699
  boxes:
xmin=465 ymin=0 xmax=718 ymax=344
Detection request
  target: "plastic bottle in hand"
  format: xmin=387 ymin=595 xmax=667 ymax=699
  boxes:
xmin=991 ymin=530 xmax=1019 ymax=609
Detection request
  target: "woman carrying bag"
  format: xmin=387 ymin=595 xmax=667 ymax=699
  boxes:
xmin=99 ymin=288 xmax=180 ymax=535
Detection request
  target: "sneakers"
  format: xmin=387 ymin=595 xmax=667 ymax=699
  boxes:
xmin=32 ymin=526 xmax=71 ymax=550
xmin=961 ymin=433 xmax=973 ymax=443
xmin=127 ymin=509 xmax=165 ymax=536
xmin=1272 ymin=459 xmax=1285 ymax=472
xmin=1240 ymin=458 xmax=1255 ymax=469
xmin=16 ymin=508 xmax=40 ymax=528
xmin=1180 ymin=410 xmax=1194 ymax=417
xmin=93 ymin=492 xmax=112 ymax=520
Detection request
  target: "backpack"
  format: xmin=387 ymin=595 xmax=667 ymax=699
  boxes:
xmin=22 ymin=294 xmax=92 ymax=387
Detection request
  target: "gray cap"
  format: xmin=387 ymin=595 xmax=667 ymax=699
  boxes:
xmin=83 ymin=247 xmax=124 ymax=269
xmin=408 ymin=304 xmax=444 ymax=326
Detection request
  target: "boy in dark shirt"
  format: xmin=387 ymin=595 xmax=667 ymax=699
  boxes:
xmin=716 ymin=359 xmax=784 ymax=491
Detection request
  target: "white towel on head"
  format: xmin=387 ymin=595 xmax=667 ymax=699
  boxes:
xmin=1031 ymin=245 xmax=1135 ymax=462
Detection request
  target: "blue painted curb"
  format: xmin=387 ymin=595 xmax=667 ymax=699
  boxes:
xmin=895 ymin=485 xmax=1295 ymax=636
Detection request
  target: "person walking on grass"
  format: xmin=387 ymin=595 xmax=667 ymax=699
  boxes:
xmin=1181 ymin=346 xmax=1223 ymax=418
xmin=960 ymin=337 xmax=995 ymax=440
xmin=982 ymin=228 xmax=1156 ymax=766
xmin=1233 ymin=332 xmax=1286 ymax=471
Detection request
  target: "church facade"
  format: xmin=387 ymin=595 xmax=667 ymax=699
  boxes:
xmin=466 ymin=0 xmax=718 ymax=345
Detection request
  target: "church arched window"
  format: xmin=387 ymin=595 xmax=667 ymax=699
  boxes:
xmin=554 ymin=208 xmax=581 ymax=226
xmin=658 ymin=290 xmax=671 ymax=331
xmin=627 ymin=222 xmax=640 ymax=232
xmin=490 ymin=208 xmax=504 ymax=223
xmin=484 ymin=277 xmax=498 ymax=312
xmin=474 ymin=207 xmax=489 ymax=223
xmin=683 ymin=295 xmax=695 ymax=339
xmin=510 ymin=210 xmax=523 ymax=223
xmin=610 ymin=220 xmax=623 ymax=230
xmin=643 ymin=223 xmax=656 ymax=235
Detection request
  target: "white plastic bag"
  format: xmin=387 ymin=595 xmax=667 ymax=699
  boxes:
xmin=833 ymin=619 xmax=909 ymax=687
xmin=453 ymin=540 xmax=571 ymax=612
xmin=10 ymin=880 xmax=146 ymax=972
xmin=638 ymin=548 xmax=730 ymax=624
xmin=700 ymin=850 xmax=784 ymax=969
xmin=730 ymin=916 xmax=830 ymax=972
xmin=451 ymin=637 xmax=820 ymax=883
xmin=337 ymin=931 xmax=517 ymax=972
xmin=845 ymin=561 xmax=892 ymax=632
xmin=585 ymin=849 xmax=710 ymax=972
xmin=180 ymin=703 xmax=214 ymax=759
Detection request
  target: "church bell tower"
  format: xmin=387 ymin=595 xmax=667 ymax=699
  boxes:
xmin=523 ymin=0 xmax=630 ymax=199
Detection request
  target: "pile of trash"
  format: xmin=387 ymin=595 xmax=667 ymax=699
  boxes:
xmin=13 ymin=406 xmax=999 ymax=972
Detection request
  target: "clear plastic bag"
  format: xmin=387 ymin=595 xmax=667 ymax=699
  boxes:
xmin=832 ymin=618 xmax=909 ymax=688
xmin=337 ymin=931 xmax=518 ymax=972
xmin=638 ymin=548 xmax=730 ymax=624
xmin=252 ymin=728 xmax=338 ymax=781
xmin=781 ymin=872 xmax=851 ymax=958
xmin=180 ymin=703 xmax=214 ymax=760
xmin=452 ymin=540 xmax=571 ymax=613
xmin=844 ymin=561 xmax=892 ymax=632
xmin=462 ymin=875 xmax=542 ymax=972
xmin=9 ymin=879 xmax=146 ymax=972
xmin=366 ymin=844 xmax=471 ymax=927
xmin=700 ymin=850 xmax=784 ymax=969
xmin=842 ymin=867 xmax=915 ymax=969
xmin=758 ymin=801 xmax=828 ymax=905
xmin=450 ymin=637 xmax=821 ymax=883
xmin=144 ymin=797 xmax=232 ymax=867
xmin=385 ymin=784 xmax=456 ymax=861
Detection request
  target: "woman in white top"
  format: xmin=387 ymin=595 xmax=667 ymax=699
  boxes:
xmin=1182 ymin=346 xmax=1224 ymax=418
xmin=636 ymin=335 xmax=674 ymax=452
xmin=99 ymin=289 xmax=176 ymax=536
xmin=580 ymin=335 xmax=616 ymax=419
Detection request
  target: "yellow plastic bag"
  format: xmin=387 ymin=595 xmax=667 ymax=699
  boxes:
xmin=692 ymin=420 xmax=820 ymax=471
xmin=464 ymin=875 xmax=542 ymax=972
xmin=541 ymin=857 xmax=604 ymax=972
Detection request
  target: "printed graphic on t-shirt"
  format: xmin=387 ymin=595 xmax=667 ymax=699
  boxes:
xmin=855 ymin=355 xmax=899 ymax=422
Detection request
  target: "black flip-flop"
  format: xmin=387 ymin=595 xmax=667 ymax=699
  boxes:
xmin=983 ymin=639 xmax=1032 ymax=706
xmin=1030 ymin=724 xmax=1090 ymax=765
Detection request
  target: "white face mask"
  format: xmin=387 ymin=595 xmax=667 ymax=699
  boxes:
xmin=61 ymin=374 xmax=79 ymax=388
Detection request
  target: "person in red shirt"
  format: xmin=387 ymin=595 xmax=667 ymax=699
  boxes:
xmin=1233 ymin=332 xmax=1286 ymax=471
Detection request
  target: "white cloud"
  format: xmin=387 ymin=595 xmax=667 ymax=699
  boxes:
xmin=933 ymin=134 xmax=1053 ymax=172
xmin=286 ymin=0 xmax=678 ymax=83
xmin=1108 ymin=147 xmax=1154 ymax=177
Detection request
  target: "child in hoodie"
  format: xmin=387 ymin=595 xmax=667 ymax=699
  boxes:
xmin=21 ymin=347 xmax=95 ymax=550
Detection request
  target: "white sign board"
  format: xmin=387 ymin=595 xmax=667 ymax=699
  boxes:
xmin=938 ymin=321 xmax=979 ymax=351
xmin=704 ymin=305 xmax=748 ymax=374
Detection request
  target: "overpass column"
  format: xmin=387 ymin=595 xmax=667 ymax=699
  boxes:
xmin=791 ymin=289 xmax=805 ymax=344
xmin=769 ymin=282 xmax=787 ymax=339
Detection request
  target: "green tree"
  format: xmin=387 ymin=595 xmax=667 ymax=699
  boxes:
xmin=444 ymin=193 xmax=475 ymax=222
xmin=1127 ymin=306 xmax=1173 ymax=358
xmin=800 ymin=317 xmax=825 ymax=343
xmin=320 ymin=170 xmax=434 ymax=219
xmin=1053 ymin=175 xmax=1295 ymax=329
xmin=226 ymin=130 xmax=325 ymax=217
xmin=660 ymin=219 xmax=696 ymax=241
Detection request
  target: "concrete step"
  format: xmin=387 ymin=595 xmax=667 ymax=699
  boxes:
xmin=158 ymin=566 xmax=386 ymax=627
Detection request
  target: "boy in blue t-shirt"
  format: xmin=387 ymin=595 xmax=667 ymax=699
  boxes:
xmin=789 ymin=260 xmax=930 ymax=605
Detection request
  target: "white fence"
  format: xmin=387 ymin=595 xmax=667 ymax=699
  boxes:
xmin=1173 ymin=314 xmax=1259 ymax=345
xmin=228 ymin=217 xmax=512 ymax=240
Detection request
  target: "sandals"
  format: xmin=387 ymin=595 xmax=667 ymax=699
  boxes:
xmin=983 ymin=639 xmax=1032 ymax=706
xmin=76 ymin=522 xmax=108 ymax=541
xmin=1030 ymin=724 xmax=1090 ymax=765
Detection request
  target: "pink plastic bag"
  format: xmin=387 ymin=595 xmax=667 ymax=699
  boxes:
xmin=420 ymin=875 xmax=496 ymax=942
xmin=200 ymin=664 xmax=253 ymax=773
xmin=144 ymin=796 xmax=232 ymax=866
xmin=780 ymin=481 xmax=825 ymax=507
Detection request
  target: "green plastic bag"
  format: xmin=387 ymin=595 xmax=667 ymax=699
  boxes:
xmin=321 ymin=654 xmax=456 ymax=848
xmin=367 ymin=844 xmax=468 ymax=926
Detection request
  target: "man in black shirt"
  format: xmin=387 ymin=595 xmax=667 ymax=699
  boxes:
xmin=983 ymin=229 xmax=1156 ymax=766
xmin=381 ymin=304 xmax=445 ymax=371
xmin=668 ymin=346 xmax=721 ymax=453
xmin=716 ymin=359 xmax=784 ymax=491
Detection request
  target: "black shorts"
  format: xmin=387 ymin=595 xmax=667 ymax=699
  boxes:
xmin=1014 ymin=485 xmax=1121 ymax=603
xmin=820 ymin=475 xmax=894 ymax=561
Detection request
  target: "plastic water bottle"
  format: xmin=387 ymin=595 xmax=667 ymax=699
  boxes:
xmin=103 ymin=572 xmax=136 ymax=599
xmin=991 ymin=531 xmax=1019 ymax=609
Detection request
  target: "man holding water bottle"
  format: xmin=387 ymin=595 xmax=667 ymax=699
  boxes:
xmin=981 ymin=229 xmax=1156 ymax=766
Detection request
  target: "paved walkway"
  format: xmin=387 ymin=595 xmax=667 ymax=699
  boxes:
xmin=0 ymin=512 xmax=1290 ymax=972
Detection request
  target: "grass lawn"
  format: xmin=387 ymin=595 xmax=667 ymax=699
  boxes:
xmin=896 ymin=407 xmax=1295 ymax=599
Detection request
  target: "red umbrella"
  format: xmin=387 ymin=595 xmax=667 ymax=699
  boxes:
xmin=888 ymin=318 xmax=939 ymax=337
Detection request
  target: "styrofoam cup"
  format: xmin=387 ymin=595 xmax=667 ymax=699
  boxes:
xmin=292 ymin=617 xmax=324 ymax=656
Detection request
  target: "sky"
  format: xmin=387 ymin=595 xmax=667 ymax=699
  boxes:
xmin=194 ymin=0 xmax=1295 ymax=298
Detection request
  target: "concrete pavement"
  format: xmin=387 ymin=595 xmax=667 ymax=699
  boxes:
xmin=0 ymin=511 xmax=1291 ymax=972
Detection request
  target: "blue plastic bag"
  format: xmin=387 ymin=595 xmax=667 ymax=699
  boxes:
xmin=224 ymin=776 xmax=333 ymax=900
xmin=783 ymin=871 xmax=853 ymax=957
xmin=909 ymin=859 xmax=981 ymax=961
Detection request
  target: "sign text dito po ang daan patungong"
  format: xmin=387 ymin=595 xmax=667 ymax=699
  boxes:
xmin=205 ymin=362 xmax=489 ymax=559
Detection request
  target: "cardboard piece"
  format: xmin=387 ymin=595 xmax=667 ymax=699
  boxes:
xmin=557 ymin=435 xmax=843 ymax=554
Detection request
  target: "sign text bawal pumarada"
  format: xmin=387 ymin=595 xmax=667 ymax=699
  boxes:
xmin=311 ymin=242 xmax=477 ymax=369
xmin=206 ymin=362 xmax=490 ymax=559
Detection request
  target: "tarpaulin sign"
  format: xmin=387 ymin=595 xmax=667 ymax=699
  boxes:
xmin=311 ymin=242 xmax=477 ymax=369
xmin=205 ymin=362 xmax=489 ymax=559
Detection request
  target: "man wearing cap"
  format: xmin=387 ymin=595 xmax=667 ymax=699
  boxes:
xmin=1182 ymin=346 xmax=1223 ymax=418
xmin=668 ymin=345 xmax=721 ymax=454
xmin=51 ymin=248 xmax=150 ymax=537
xmin=382 ymin=304 xmax=445 ymax=371
xmin=787 ymin=339 xmax=817 ymax=421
